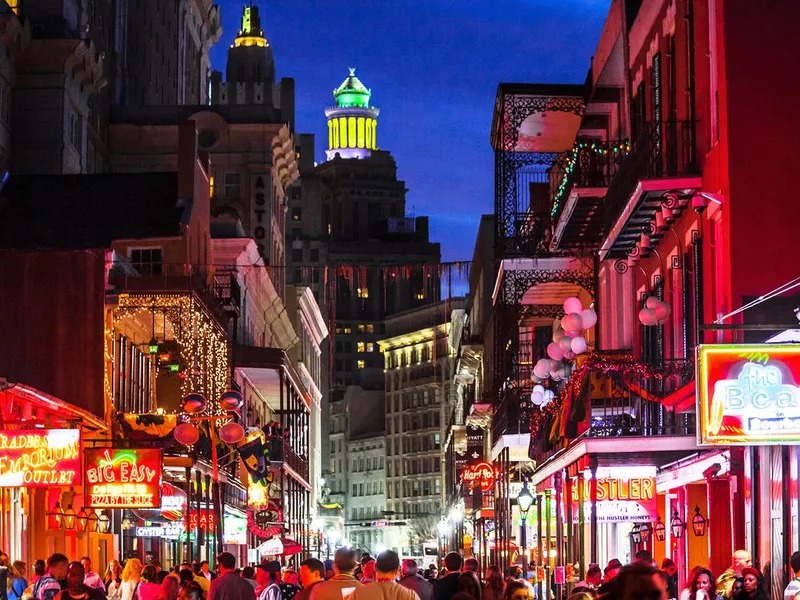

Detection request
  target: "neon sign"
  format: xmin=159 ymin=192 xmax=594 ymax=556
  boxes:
xmin=462 ymin=462 xmax=498 ymax=492
xmin=698 ymin=345 xmax=800 ymax=445
xmin=571 ymin=466 xmax=657 ymax=523
xmin=0 ymin=430 xmax=81 ymax=487
xmin=85 ymin=448 xmax=162 ymax=508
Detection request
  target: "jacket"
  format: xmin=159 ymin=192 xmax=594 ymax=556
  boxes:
xmin=309 ymin=574 xmax=364 ymax=600
xmin=432 ymin=574 xmax=460 ymax=600
xmin=398 ymin=577 xmax=431 ymax=600
xmin=352 ymin=582 xmax=419 ymax=600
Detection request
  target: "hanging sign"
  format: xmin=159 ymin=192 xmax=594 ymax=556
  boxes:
xmin=571 ymin=466 xmax=656 ymax=522
xmin=85 ymin=448 xmax=162 ymax=508
xmin=698 ymin=345 xmax=800 ymax=445
xmin=247 ymin=509 xmax=283 ymax=539
xmin=462 ymin=462 xmax=498 ymax=492
xmin=0 ymin=430 xmax=81 ymax=487
xmin=189 ymin=510 xmax=216 ymax=531
xmin=136 ymin=525 xmax=183 ymax=539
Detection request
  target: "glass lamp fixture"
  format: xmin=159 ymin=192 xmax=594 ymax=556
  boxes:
xmin=47 ymin=502 xmax=64 ymax=530
xmin=630 ymin=522 xmax=642 ymax=544
xmin=670 ymin=511 xmax=685 ymax=539
xmin=76 ymin=508 xmax=88 ymax=533
xmin=653 ymin=516 xmax=666 ymax=542
xmin=639 ymin=521 xmax=651 ymax=543
xmin=148 ymin=337 xmax=159 ymax=354
xmin=97 ymin=512 xmax=111 ymax=534
xmin=691 ymin=506 xmax=707 ymax=537
xmin=87 ymin=511 xmax=99 ymax=533
xmin=62 ymin=504 xmax=76 ymax=530
xmin=516 ymin=481 xmax=534 ymax=516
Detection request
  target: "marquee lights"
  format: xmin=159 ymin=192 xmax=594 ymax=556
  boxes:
xmin=85 ymin=448 xmax=162 ymax=508
xmin=0 ymin=430 xmax=81 ymax=487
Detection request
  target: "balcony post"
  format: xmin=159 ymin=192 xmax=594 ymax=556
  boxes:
xmin=589 ymin=456 xmax=598 ymax=564
xmin=692 ymin=235 xmax=703 ymax=347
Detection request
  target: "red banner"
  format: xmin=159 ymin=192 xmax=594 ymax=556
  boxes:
xmin=85 ymin=448 xmax=162 ymax=508
xmin=698 ymin=344 xmax=800 ymax=445
xmin=0 ymin=430 xmax=81 ymax=487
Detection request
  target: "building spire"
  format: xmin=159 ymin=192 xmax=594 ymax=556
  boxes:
xmin=235 ymin=3 xmax=267 ymax=47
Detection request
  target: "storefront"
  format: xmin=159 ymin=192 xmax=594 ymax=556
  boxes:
xmin=0 ymin=383 xmax=112 ymax=567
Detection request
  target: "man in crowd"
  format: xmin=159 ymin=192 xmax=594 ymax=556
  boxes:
xmin=296 ymin=559 xmax=325 ymax=600
xmin=33 ymin=554 xmax=68 ymax=600
xmin=180 ymin=563 xmax=210 ymax=593
xmin=241 ymin=567 xmax=257 ymax=590
xmin=463 ymin=559 xmax=479 ymax=581
xmin=784 ymin=551 xmax=800 ymax=600
xmin=79 ymin=558 xmax=104 ymax=592
xmin=201 ymin=561 xmax=217 ymax=583
xmin=717 ymin=550 xmax=752 ymax=600
xmin=281 ymin=569 xmax=301 ymax=600
xmin=255 ymin=562 xmax=282 ymax=600
xmin=351 ymin=552 xmax=418 ymax=600
xmin=55 ymin=563 xmax=105 ymax=600
xmin=432 ymin=553 xmax=462 ymax=600
xmin=604 ymin=559 xmax=623 ymax=582
xmin=310 ymin=547 xmax=364 ymax=600
xmin=398 ymin=559 xmax=432 ymax=600
xmin=208 ymin=553 xmax=255 ymax=600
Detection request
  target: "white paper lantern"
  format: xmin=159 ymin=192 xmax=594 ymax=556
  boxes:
xmin=571 ymin=335 xmax=587 ymax=355
xmin=645 ymin=296 xmax=661 ymax=309
xmin=563 ymin=297 xmax=583 ymax=315
xmin=639 ymin=307 xmax=658 ymax=326
xmin=580 ymin=308 xmax=598 ymax=329
xmin=547 ymin=342 xmax=564 ymax=361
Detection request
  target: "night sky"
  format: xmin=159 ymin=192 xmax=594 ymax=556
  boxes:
xmin=211 ymin=0 xmax=611 ymax=261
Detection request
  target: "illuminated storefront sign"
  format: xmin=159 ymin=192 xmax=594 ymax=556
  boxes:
xmin=85 ymin=449 xmax=162 ymax=508
xmin=698 ymin=345 xmax=800 ymax=445
xmin=190 ymin=510 xmax=216 ymax=531
xmin=136 ymin=525 xmax=183 ymax=539
xmin=462 ymin=462 xmax=498 ymax=492
xmin=224 ymin=511 xmax=248 ymax=545
xmin=571 ymin=466 xmax=657 ymax=522
xmin=0 ymin=430 xmax=81 ymax=487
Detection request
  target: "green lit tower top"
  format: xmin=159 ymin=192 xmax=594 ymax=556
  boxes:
xmin=325 ymin=68 xmax=380 ymax=160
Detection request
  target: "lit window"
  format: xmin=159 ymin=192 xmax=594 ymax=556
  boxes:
xmin=357 ymin=287 xmax=369 ymax=299
xmin=292 ymin=207 xmax=302 ymax=221
xmin=357 ymin=360 xmax=365 ymax=369
xmin=358 ymin=324 xmax=365 ymax=333
xmin=344 ymin=327 xmax=352 ymax=334
xmin=209 ymin=176 xmax=215 ymax=198
xmin=357 ymin=342 xmax=366 ymax=353
xmin=366 ymin=343 xmax=374 ymax=352
xmin=415 ymin=293 xmax=425 ymax=300
xmin=129 ymin=247 xmax=163 ymax=276
xmin=367 ymin=324 xmax=374 ymax=334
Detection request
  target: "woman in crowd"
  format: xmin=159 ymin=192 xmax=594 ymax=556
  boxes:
xmin=737 ymin=568 xmax=766 ymax=600
xmin=178 ymin=582 xmax=203 ymax=600
xmin=457 ymin=571 xmax=482 ymax=600
xmin=157 ymin=575 xmax=179 ymax=600
xmin=8 ymin=561 xmax=26 ymax=600
xmin=680 ymin=568 xmax=715 ymax=600
xmin=503 ymin=580 xmax=534 ymax=600
xmin=135 ymin=566 xmax=161 ymax=600
xmin=105 ymin=561 xmax=123 ymax=600
xmin=120 ymin=560 xmax=143 ymax=600
xmin=483 ymin=566 xmax=504 ymax=600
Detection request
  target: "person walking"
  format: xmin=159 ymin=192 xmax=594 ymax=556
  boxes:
xmin=120 ymin=560 xmax=143 ymax=600
xmin=80 ymin=560 xmax=103 ymax=593
xmin=683 ymin=568 xmax=715 ymax=600
xmin=350 ymin=552 xmax=418 ymax=600
xmin=737 ymin=568 xmax=765 ymax=600
xmin=208 ymin=553 xmax=254 ymax=600
xmin=280 ymin=570 xmax=300 ymax=600
xmin=482 ymin=567 xmax=503 ymax=600
xmin=53 ymin=563 xmax=106 ymax=600
xmin=200 ymin=566 xmax=215 ymax=586
xmin=295 ymin=560 xmax=324 ymax=600
xmin=398 ymin=560 xmax=432 ymax=600
xmin=456 ymin=573 xmax=481 ymax=600
xmin=432 ymin=554 xmax=462 ymax=600
xmin=33 ymin=554 xmax=69 ymax=600
xmin=105 ymin=561 xmax=123 ymax=600
xmin=785 ymin=552 xmax=800 ymax=600
xmin=157 ymin=576 xmax=179 ymax=600
xmin=136 ymin=567 xmax=162 ymax=600
xmin=9 ymin=561 xmax=26 ymax=600
xmin=254 ymin=563 xmax=281 ymax=600
xmin=574 ymin=566 xmax=601 ymax=591
xmin=309 ymin=548 xmax=364 ymax=600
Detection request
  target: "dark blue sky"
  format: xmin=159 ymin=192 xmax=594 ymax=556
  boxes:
xmin=211 ymin=0 xmax=610 ymax=261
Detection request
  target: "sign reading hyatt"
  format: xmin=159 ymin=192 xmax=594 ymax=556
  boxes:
xmin=698 ymin=344 xmax=800 ymax=445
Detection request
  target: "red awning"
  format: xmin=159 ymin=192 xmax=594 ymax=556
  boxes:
xmin=660 ymin=381 xmax=696 ymax=413
xmin=0 ymin=382 xmax=107 ymax=431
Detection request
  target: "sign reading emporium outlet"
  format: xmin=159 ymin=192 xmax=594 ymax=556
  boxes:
xmin=698 ymin=345 xmax=800 ymax=445
xmin=85 ymin=448 xmax=162 ymax=508
xmin=0 ymin=430 xmax=81 ymax=487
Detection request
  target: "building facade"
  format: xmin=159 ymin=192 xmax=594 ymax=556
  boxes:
xmin=345 ymin=434 xmax=386 ymax=555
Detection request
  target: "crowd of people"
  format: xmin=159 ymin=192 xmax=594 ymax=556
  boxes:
xmin=0 ymin=547 xmax=796 ymax=600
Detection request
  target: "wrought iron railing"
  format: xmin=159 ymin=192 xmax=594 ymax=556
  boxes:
xmin=505 ymin=212 xmax=551 ymax=256
xmin=491 ymin=387 xmax=531 ymax=442
xmin=550 ymin=140 xmax=629 ymax=222
xmin=604 ymin=120 xmax=699 ymax=235
xmin=269 ymin=437 xmax=310 ymax=481
xmin=586 ymin=356 xmax=695 ymax=438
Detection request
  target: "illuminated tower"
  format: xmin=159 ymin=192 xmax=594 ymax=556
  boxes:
xmin=325 ymin=68 xmax=379 ymax=160
xmin=227 ymin=5 xmax=275 ymax=88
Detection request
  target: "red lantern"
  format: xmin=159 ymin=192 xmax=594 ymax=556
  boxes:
xmin=47 ymin=502 xmax=64 ymax=530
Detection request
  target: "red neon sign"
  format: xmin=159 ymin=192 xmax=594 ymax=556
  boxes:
xmin=85 ymin=448 xmax=162 ymax=508
xmin=190 ymin=510 xmax=216 ymax=531
xmin=0 ymin=430 xmax=81 ymax=487
xmin=462 ymin=462 xmax=497 ymax=492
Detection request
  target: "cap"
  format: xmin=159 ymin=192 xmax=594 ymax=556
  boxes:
xmin=741 ymin=567 xmax=760 ymax=580
xmin=604 ymin=559 xmax=623 ymax=573
xmin=257 ymin=561 xmax=282 ymax=574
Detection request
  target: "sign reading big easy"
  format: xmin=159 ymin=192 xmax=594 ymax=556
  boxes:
xmin=698 ymin=344 xmax=800 ymax=445
xmin=0 ymin=430 xmax=81 ymax=487
xmin=85 ymin=448 xmax=162 ymax=508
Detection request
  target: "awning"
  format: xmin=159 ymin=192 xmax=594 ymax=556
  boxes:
xmin=257 ymin=537 xmax=302 ymax=557
xmin=0 ymin=382 xmax=107 ymax=431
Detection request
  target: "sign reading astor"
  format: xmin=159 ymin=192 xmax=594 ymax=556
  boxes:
xmin=698 ymin=344 xmax=800 ymax=445
xmin=0 ymin=430 xmax=81 ymax=487
xmin=85 ymin=448 xmax=162 ymax=508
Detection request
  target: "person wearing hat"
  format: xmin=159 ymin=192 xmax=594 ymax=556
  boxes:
xmin=309 ymin=548 xmax=364 ymax=600
xmin=208 ymin=553 xmax=255 ymax=600
xmin=739 ymin=568 xmax=765 ymax=600
xmin=351 ymin=552 xmax=417 ymax=600
xmin=604 ymin=560 xmax=623 ymax=583
xmin=255 ymin=562 xmax=282 ymax=600
xmin=717 ymin=551 xmax=752 ymax=600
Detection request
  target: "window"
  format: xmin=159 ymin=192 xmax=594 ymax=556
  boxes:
xmin=352 ymin=460 xmax=357 ymax=471
xmin=224 ymin=173 xmax=241 ymax=199
xmin=357 ymin=287 xmax=369 ymax=299
xmin=359 ymin=483 xmax=364 ymax=496
xmin=129 ymin=248 xmax=163 ymax=276
xmin=352 ymin=484 xmax=357 ymax=496
xmin=310 ymin=249 xmax=319 ymax=262
xmin=366 ymin=343 xmax=374 ymax=352
xmin=357 ymin=360 xmax=365 ymax=369
xmin=379 ymin=481 xmax=384 ymax=494
xmin=291 ymin=228 xmax=301 ymax=240
xmin=291 ymin=249 xmax=303 ymax=262
xmin=68 ymin=111 xmax=83 ymax=152
xmin=291 ymin=207 xmax=302 ymax=221
xmin=357 ymin=342 xmax=366 ymax=353
xmin=380 ymin=456 xmax=384 ymax=469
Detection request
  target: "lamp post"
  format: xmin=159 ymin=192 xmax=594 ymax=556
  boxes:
xmin=516 ymin=480 xmax=534 ymax=579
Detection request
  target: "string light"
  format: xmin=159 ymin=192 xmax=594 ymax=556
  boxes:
xmin=550 ymin=140 xmax=631 ymax=218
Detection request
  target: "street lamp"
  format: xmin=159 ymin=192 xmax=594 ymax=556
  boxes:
xmin=691 ymin=507 xmax=707 ymax=537
xmin=653 ymin=516 xmax=666 ymax=542
xmin=516 ymin=481 xmax=534 ymax=579
xmin=670 ymin=511 xmax=686 ymax=539
xmin=630 ymin=523 xmax=642 ymax=545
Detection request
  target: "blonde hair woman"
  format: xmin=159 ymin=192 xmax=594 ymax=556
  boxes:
xmin=120 ymin=560 xmax=143 ymax=600
xmin=105 ymin=560 xmax=123 ymax=600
